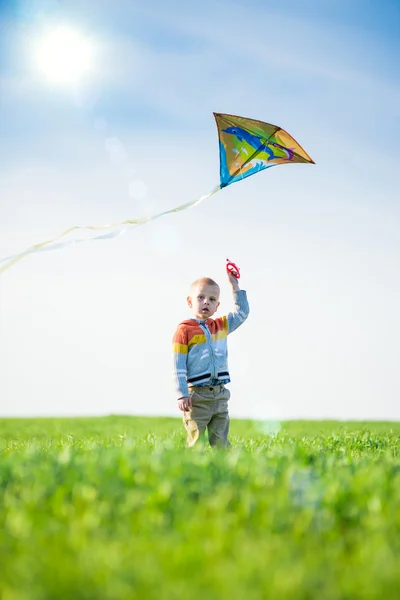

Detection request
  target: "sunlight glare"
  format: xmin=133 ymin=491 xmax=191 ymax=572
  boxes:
xmin=34 ymin=26 xmax=94 ymax=85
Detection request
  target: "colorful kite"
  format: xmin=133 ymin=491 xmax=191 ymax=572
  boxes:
xmin=0 ymin=113 xmax=314 ymax=274
xmin=215 ymin=113 xmax=314 ymax=186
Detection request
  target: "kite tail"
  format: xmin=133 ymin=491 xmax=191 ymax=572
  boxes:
xmin=0 ymin=185 xmax=221 ymax=275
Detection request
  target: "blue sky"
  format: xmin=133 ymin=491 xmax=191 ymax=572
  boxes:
xmin=0 ymin=0 xmax=399 ymax=420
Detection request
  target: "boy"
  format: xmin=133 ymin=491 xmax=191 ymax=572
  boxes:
xmin=172 ymin=271 xmax=249 ymax=448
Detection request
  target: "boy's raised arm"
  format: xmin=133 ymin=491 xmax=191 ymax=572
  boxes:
xmin=226 ymin=272 xmax=249 ymax=334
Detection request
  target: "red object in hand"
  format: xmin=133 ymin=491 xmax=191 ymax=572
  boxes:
xmin=226 ymin=258 xmax=240 ymax=279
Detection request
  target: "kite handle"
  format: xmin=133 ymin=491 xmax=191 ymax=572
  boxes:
xmin=226 ymin=258 xmax=240 ymax=279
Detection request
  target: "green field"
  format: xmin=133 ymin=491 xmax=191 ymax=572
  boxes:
xmin=1 ymin=416 xmax=400 ymax=599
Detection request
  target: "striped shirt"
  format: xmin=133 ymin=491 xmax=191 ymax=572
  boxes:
xmin=172 ymin=290 xmax=249 ymax=399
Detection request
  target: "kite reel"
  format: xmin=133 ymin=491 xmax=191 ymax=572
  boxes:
xmin=226 ymin=258 xmax=240 ymax=279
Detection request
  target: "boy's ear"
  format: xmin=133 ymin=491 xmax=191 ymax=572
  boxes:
xmin=187 ymin=295 xmax=192 ymax=308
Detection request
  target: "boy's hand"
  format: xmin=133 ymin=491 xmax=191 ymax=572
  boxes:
xmin=177 ymin=396 xmax=192 ymax=412
xmin=227 ymin=272 xmax=240 ymax=291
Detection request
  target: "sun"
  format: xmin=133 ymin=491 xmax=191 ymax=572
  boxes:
xmin=34 ymin=26 xmax=95 ymax=85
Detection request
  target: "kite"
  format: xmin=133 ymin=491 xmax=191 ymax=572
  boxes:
xmin=215 ymin=113 xmax=314 ymax=186
xmin=0 ymin=113 xmax=314 ymax=274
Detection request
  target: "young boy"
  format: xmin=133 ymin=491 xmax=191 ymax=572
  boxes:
xmin=172 ymin=271 xmax=249 ymax=448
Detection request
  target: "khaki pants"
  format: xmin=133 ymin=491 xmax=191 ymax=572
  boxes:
xmin=183 ymin=384 xmax=231 ymax=448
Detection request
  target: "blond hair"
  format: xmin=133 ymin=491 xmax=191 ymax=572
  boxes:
xmin=190 ymin=277 xmax=220 ymax=295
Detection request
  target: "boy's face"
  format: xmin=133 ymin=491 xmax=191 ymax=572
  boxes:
xmin=187 ymin=283 xmax=220 ymax=320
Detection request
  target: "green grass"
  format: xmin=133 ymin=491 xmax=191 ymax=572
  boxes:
xmin=1 ymin=416 xmax=400 ymax=599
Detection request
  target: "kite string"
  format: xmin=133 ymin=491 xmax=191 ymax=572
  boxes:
xmin=0 ymin=184 xmax=221 ymax=275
